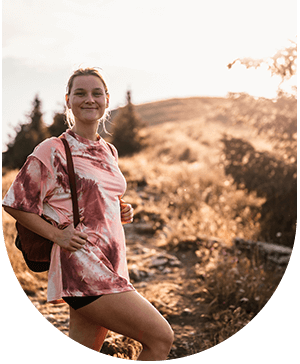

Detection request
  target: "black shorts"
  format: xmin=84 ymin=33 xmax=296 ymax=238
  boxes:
xmin=63 ymin=295 xmax=102 ymax=310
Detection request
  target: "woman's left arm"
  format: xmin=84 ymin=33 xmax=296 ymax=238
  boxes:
xmin=120 ymin=199 xmax=134 ymax=224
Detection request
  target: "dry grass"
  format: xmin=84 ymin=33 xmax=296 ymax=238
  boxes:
xmin=197 ymin=249 xmax=285 ymax=349
xmin=120 ymin=115 xmax=269 ymax=247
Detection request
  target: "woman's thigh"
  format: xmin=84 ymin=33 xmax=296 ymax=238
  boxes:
xmin=74 ymin=290 xmax=173 ymax=346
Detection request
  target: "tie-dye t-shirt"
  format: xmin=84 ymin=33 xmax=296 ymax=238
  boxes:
xmin=3 ymin=130 xmax=134 ymax=303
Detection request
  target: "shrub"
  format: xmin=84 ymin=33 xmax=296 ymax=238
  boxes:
xmin=221 ymin=134 xmax=296 ymax=247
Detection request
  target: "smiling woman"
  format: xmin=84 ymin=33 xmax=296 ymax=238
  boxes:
xmin=3 ymin=66 xmax=174 ymax=360
xmin=65 ymin=68 xmax=110 ymax=140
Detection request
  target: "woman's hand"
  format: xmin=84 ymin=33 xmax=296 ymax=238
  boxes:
xmin=3 ymin=206 xmax=88 ymax=252
xmin=55 ymin=224 xmax=88 ymax=252
xmin=120 ymin=199 xmax=134 ymax=225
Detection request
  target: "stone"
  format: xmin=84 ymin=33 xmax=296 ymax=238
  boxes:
xmin=233 ymin=237 xmax=292 ymax=266
xmin=150 ymin=257 xmax=168 ymax=268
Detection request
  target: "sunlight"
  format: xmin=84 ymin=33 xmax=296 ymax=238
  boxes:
xmin=2 ymin=0 xmax=297 ymax=151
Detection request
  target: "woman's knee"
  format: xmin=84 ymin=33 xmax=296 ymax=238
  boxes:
xmin=160 ymin=321 xmax=174 ymax=348
xmin=147 ymin=319 xmax=174 ymax=351
xmin=142 ymin=322 xmax=174 ymax=360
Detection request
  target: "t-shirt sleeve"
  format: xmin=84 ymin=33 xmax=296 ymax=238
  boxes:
xmin=2 ymin=155 xmax=56 ymax=216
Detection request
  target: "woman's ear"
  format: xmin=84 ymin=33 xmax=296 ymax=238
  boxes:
xmin=65 ymin=94 xmax=71 ymax=109
xmin=106 ymin=93 xmax=110 ymax=108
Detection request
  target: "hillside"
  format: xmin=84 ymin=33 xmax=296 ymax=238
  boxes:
xmin=110 ymin=94 xmax=288 ymax=128
xmin=2 ymin=95 xmax=295 ymax=359
xmin=108 ymin=96 xmax=229 ymax=131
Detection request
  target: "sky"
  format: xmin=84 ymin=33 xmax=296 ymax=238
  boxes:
xmin=2 ymin=0 xmax=297 ymax=150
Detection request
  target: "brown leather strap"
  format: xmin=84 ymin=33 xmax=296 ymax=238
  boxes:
xmin=60 ymin=137 xmax=80 ymax=227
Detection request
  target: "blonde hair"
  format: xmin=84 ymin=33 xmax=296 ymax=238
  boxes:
xmin=65 ymin=67 xmax=110 ymax=131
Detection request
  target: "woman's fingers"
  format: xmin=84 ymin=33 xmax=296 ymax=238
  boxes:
xmin=121 ymin=203 xmax=133 ymax=214
xmin=122 ymin=209 xmax=132 ymax=218
xmin=121 ymin=203 xmax=134 ymax=224
xmin=72 ymin=236 xmax=86 ymax=246
xmin=121 ymin=204 xmax=129 ymax=213
xmin=59 ymin=224 xmax=88 ymax=251
xmin=75 ymin=230 xmax=88 ymax=241
xmin=71 ymin=230 xmax=88 ymax=248
xmin=120 ymin=198 xmax=134 ymax=222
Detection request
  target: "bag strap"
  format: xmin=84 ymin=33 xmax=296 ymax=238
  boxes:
xmin=60 ymin=137 xmax=80 ymax=227
xmin=106 ymin=142 xmax=115 ymax=158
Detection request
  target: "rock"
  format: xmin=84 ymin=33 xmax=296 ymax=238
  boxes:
xmin=44 ymin=314 xmax=55 ymax=322
xmin=233 ymin=237 xmax=292 ymax=266
xmin=182 ymin=308 xmax=192 ymax=316
xmin=171 ymin=235 xmax=201 ymax=251
xmin=134 ymin=222 xmax=156 ymax=234
xmin=129 ymin=266 xmax=150 ymax=282
xmin=129 ymin=267 xmax=141 ymax=281
xmin=149 ymin=253 xmax=182 ymax=269
xmin=137 ymin=191 xmax=150 ymax=200
xmin=150 ymin=257 xmax=169 ymax=268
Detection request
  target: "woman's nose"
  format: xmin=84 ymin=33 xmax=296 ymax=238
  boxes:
xmin=85 ymin=93 xmax=95 ymax=103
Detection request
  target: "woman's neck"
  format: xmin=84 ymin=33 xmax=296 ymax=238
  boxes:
xmin=71 ymin=123 xmax=99 ymax=141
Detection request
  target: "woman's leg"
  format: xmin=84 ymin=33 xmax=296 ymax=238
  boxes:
xmin=71 ymin=290 xmax=174 ymax=361
xmin=69 ymin=308 xmax=108 ymax=351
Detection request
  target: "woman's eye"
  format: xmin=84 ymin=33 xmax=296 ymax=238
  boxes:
xmin=74 ymin=91 xmax=103 ymax=97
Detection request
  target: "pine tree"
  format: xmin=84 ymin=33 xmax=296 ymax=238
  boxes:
xmin=111 ymin=90 xmax=144 ymax=156
xmin=3 ymin=95 xmax=50 ymax=170
xmin=48 ymin=111 xmax=68 ymax=137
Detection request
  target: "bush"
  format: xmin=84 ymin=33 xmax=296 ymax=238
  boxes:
xmin=221 ymin=134 xmax=296 ymax=247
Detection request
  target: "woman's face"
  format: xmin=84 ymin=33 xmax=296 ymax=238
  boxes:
xmin=66 ymin=75 xmax=109 ymax=126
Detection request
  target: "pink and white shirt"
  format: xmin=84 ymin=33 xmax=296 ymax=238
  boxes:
xmin=3 ymin=130 xmax=134 ymax=303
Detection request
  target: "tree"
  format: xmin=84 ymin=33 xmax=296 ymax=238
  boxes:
xmin=227 ymin=40 xmax=297 ymax=97
xmin=222 ymin=43 xmax=297 ymax=247
xmin=110 ymin=90 xmax=144 ymax=156
xmin=48 ymin=111 xmax=68 ymax=137
xmin=2 ymin=95 xmax=50 ymax=170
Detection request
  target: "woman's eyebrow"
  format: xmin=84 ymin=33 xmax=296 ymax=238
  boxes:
xmin=74 ymin=88 xmax=103 ymax=91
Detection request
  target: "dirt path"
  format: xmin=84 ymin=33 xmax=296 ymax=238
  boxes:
xmin=123 ymin=223 xmax=211 ymax=358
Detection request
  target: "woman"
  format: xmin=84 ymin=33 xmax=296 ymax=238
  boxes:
xmin=3 ymin=67 xmax=174 ymax=360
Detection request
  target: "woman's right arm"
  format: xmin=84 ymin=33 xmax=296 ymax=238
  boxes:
xmin=4 ymin=206 xmax=87 ymax=252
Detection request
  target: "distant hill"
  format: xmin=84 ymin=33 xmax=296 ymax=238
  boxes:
xmin=107 ymin=96 xmax=230 ymax=133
